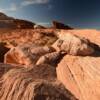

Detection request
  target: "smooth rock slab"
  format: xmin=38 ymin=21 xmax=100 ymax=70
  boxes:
xmin=57 ymin=55 xmax=100 ymax=100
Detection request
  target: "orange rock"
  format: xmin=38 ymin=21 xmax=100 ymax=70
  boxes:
xmin=4 ymin=46 xmax=35 ymax=66
xmin=0 ymin=64 xmax=77 ymax=100
xmin=57 ymin=55 xmax=100 ymax=100
xmin=52 ymin=33 xmax=94 ymax=56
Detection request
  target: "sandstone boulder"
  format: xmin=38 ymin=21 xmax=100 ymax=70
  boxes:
xmin=0 ymin=64 xmax=77 ymax=100
xmin=30 ymin=46 xmax=55 ymax=56
xmin=56 ymin=55 xmax=100 ymax=100
xmin=4 ymin=46 xmax=35 ymax=66
xmin=52 ymin=33 xmax=94 ymax=56
xmin=52 ymin=21 xmax=73 ymax=29
xmin=36 ymin=51 xmax=65 ymax=66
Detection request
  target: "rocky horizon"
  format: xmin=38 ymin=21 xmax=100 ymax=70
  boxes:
xmin=0 ymin=12 xmax=100 ymax=100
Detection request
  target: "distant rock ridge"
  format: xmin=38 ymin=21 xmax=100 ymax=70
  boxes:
xmin=52 ymin=21 xmax=73 ymax=29
xmin=0 ymin=12 xmax=35 ymax=29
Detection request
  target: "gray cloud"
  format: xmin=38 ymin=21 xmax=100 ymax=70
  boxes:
xmin=0 ymin=3 xmax=18 ymax=12
xmin=21 ymin=0 xmax=50 ymax=6
xmin=0 ymin=0 xmax=50 ymax=13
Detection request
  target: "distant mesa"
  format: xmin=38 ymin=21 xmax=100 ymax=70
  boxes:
xmin=0 ymin=12 xmax=74 ymax=29
xmin=14 ymin=19 xmax=35 ymax=29
xmin=0 ymin=12 xmax=35 ymax=29
xmin=52 ymin=21 xmax=73 ymax=29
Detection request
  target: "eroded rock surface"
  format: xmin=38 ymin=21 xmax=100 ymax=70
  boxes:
xmin=57 ymin=55 xmax=100 ymax=100
xmin=4 ymin=46 xmax=35 ymax=66
xmin=52 ymin=33 xmax=94 ymax=56
xmin=0 ymin=65 xmax=77 ymax=100
xmin=36 ymin=51 xmax=65 ymax=66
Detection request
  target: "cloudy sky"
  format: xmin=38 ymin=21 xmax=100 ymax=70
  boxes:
xmin=0 ymin=0 xmax=100 ymax=29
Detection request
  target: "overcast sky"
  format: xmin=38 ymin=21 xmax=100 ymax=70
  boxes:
xmin=0 ymin=0 xmax=100 ymax=29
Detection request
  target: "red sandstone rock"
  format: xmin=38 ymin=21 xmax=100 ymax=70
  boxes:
xmin=0 ymin=65 xmax=77 ymax=100
xmin=36 ymin=51 xmax=64 ymax=66
xmin=4 ymin=46 xmax=35 ymax=66
xmin=57 ymin=55 xmax=100 ymax=100
xmin=52 ymin=33 xmax=94 ymax=56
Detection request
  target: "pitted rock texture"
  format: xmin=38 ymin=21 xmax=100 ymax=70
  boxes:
xmin=52 ymin=33 xmax=94 ymax=56
xmin=36 ymin=51 xmax=64 ymax=66
xmin=4 ymin=46 xmax=35 ymax=66
xmin=0 ymin=65 xmax=77 ymax=100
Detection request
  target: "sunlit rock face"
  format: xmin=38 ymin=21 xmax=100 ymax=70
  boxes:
xmin=52 ymin=33 xmax=94 ymax=56
xmin=1 ymin=12 xmax=100 ymax=100
xmin=57 ymin=55 xmax=100 ymax=100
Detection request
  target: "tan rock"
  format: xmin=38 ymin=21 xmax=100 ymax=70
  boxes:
xmin=30 ymin=46 xmax=55 ymax=56
xmin=56 ymin=55 xmax=100 ymax=100
xmin=0 ymin=64 xmax=77 ymax=100
xmin=0 ymin=63 xmax=24 ymax=78
xmin=36 ymin=51 xmax=64 ymax=66
xmin=52 ymin=33 xmax=94 ymax=56
xmin=4 ymin=46 xmax=35 ymax=66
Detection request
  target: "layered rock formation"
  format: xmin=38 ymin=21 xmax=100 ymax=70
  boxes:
xmin=52 ymin=21 xmax=73 ymax=29
xmin=0 ymin=18 xmax=100 ymax=100
xmin=0 ymin=64 xmax=77 ymax=100
xmin=0 ymin=12 xmax=35 ymax=29
xmin=52 ymin=33 xmax=94 ymax=56
xmin=57 ymin=55 xmax=100 ymax=100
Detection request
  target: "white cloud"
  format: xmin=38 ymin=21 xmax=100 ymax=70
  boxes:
xmin=0 ymin=3 xmax=18 ymax=12
xmin=21 ymin=0 xmax=50 ymax=6
xmin=0 ymin=0 xmax=51 ymax=13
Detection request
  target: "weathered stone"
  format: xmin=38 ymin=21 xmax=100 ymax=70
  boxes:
xmin=52 ymin=21 xmax=73 ymax=29
xmin=4 ymin=46 xmax=35 ymax=66
xmin=0 ymin=65 xmax=77 ymax=100
xmin=36 ymin=51 xmax=64 ymax=66
xmin=57 ymin=55 xmax=100 ymax=100
xmin=52 ymin=33 xmax=94 ymax=56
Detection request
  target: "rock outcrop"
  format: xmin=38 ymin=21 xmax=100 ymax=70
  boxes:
xmin=0 ymin=12 xmax=35 ymax=29
xmin=30 ymin=46 xmax=55 ymax=56
xmin=36 ymin=51 xmax=64 ymax=66
xmin=4 ymin=46 xmax=35 ymax=66
xmin=4 ymin=45 xmax=56 ymax=66
xmin=0 ymin=63 xmax=21 ymax=78
xmin=52 ymin=33 xmax=94 ymax=56
xmin=0 ymin=65 xmax=77 ymax=100
xmin=14 ymin=19 xmax=35 ymax=29
xmin=52 ymin=21 xmax=73 ymax=29
xmin=57 ymin=55 xmax=100 ymax=100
